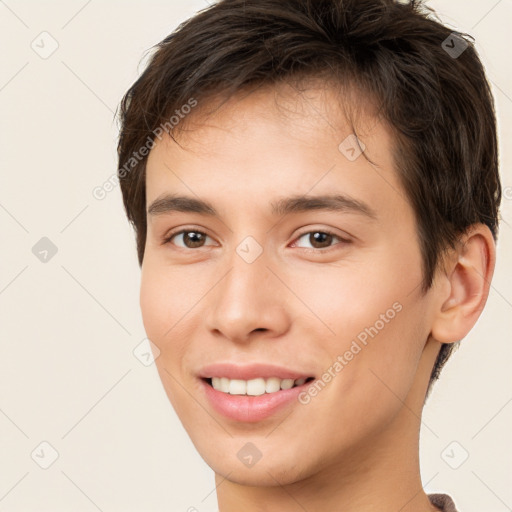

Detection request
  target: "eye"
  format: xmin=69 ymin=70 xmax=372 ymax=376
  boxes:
xmin=163 ymin=228 xmax=350 ymax=251
xmin=292 ymin=229 xmax=350 ymax=251
xmin=164 ymin=229 xmax=215 ymax=249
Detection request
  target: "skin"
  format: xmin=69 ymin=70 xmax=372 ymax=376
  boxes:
xmin=140 ymin=81 xmax=495 ymax=512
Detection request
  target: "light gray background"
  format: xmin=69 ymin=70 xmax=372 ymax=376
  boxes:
xmin=0 ymin=1 xmax=511 ymax=511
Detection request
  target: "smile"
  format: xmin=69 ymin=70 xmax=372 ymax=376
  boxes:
xmin=205 ymin=376 xmax=315 ymax=395
xmin=197 ymin=362 xmax=317 ymax=422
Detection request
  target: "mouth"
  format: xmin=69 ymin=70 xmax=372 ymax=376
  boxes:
xmin=197 ymin=362 xmax=317 ymax=422
xmin=202 ymin=376 xmax=316 ymax=396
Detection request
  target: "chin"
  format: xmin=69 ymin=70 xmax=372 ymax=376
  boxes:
xmin=191 ymin=433 xmax=317 ymax=486
xmin=212 ymin=459 xmax=309 ymax=487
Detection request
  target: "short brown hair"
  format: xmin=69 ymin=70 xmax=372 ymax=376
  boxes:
xmin=116 ymin=0 xmax=501 ymax=395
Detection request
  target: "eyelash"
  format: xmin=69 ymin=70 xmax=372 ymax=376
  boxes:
xmin=162 ymin=228 xmax=351 ymax=253
xmin=292 ymin=229 xmax=352 ymax=252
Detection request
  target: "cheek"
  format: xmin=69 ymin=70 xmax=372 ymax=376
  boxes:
xmin=140 ymin=267 xmax=167 ymax=341
xmin=299 ymin=245 xmax=426 ymax=385
xmin=285 ymin=253 xmax=415 ymax=344
xmin=139 ymin=259 xmax=199 ymax=416
xmin=140 ymin=255 xmax=212 ymax=381
xmin=299 ymin=273 xmax=427 ymax=447
xmin=139 ymin=258 xmax=187 ymax=349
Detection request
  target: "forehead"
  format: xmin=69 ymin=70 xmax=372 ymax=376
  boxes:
xmin=145 ymin=81 xmax=406 ymax=217
xmin=157 ymin=81 xmax=385 ymax=156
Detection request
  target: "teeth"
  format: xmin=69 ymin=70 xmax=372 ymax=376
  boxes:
xmin=265 ymin=377 xmax=281 ymax=393
xmin=229 ymin=379 xmax=246 ymax=395
xmin=220 ymin=377 xmax=230 ymax=393
xmin=247 ymin=378 xmax=266 ymax=396
xmin=280 ymin=378 xmax=294 ymax=390
xmin=209 ymin=377 xmax=310 ymax=395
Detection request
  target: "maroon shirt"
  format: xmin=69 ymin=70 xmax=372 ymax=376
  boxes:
xmin=429 ymin=493 xmax=458 ymax=511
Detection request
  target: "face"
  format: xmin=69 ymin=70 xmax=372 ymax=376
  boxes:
xmin=141 ymin=83 xmax=439 ymax=485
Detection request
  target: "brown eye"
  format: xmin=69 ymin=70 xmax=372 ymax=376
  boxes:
xmin=168 ymin=230 xmax=212 ymax=248
xmin=308 ymin=232 xmax=334 ymax=249
xmin=294 ymin=230 xmax=344 ymax=250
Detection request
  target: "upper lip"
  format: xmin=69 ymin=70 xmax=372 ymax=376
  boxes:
xmin=198 ymin=362 xmax=314 ymax=381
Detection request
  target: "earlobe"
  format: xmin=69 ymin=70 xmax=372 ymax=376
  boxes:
xmin=431 ymin=224 xmax=496 ymax=344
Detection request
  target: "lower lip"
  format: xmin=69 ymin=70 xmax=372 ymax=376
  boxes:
xmin=200 ymin=379 xmax=310 ymax=422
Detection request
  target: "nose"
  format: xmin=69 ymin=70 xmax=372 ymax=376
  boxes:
xmin=205 ymin=247 xmax=291 ymax=344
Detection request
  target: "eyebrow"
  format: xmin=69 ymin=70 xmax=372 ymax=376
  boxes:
xmin=147 ymin=193 xmax=377 ymax=220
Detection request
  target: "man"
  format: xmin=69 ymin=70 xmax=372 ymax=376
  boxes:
xmin=116 ymin=1 xmax=501 ymax=510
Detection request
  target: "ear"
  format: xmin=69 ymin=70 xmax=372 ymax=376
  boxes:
xmin=430 ymin=224 xmax=496 ymax=344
